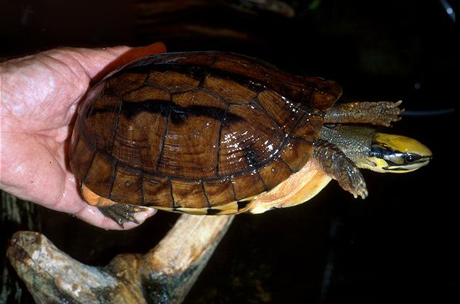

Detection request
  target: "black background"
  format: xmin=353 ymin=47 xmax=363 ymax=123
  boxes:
xmin=1 ymin=0 xmax=457 ymax=303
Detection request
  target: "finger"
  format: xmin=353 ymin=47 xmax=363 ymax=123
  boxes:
xmin=66 ymin=42 xmax=167 ymax=81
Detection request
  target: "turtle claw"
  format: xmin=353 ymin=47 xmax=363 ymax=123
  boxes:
xmin=315 ymin=140 xmax=369 ymax=199
xmin=352 ymin=185 xmax=368 ymax=200
xmin=98 ymin=204 xmax=150 ymax=228
xmin=370 ymin=100 xmax=404 ymax=127
xmin=342 ymin=165 xmax=368 ymax=200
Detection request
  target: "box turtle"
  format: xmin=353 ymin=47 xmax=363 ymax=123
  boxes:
xmin=69 ymin=51 xmax=431 ymax=226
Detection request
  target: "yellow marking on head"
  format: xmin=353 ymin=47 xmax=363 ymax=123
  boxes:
xmin=360 ymin=157 xmax=389 ymax=173
xmin=374 ymin=133 xmax=432 ymax=156
xmin=366 ymin=132 xmax=432 ymax=173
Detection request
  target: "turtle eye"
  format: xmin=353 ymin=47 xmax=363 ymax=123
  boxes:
xmin=403 ymin=153 xmax=420 ymax=164
xmin=405 ymin=154 xmax=414 ymax=163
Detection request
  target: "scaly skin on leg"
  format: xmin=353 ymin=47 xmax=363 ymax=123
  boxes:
xmin=97 ymin=204 xmax=149 ymax=227
xmin=313 ymin=140 xmax=368 ymax=199
xmin=81 ymin=184 xmax=150 ymax=227
xmin=324 ymin=100 xmax=403 ymax=127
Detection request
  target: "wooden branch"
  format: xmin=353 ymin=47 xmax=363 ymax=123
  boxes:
xmin=7 ymin=214 xmax=234 ymax=304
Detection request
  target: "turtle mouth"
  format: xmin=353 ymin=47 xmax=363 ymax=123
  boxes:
xmin=367 ymin=146 xmax=432 ymax=173
xmin=382 ymin=154 xmax=432 ymax=172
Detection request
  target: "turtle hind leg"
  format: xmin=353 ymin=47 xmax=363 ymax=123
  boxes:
xmin=324 ymin=100 xmax=403 ymax=127
xmin=314 ymin=140 xmax=368 ymax=199
xmin=98 ymin=204 xmax=149 ymax=228
xmin=81 ymin=184 xmax=149 ymax=228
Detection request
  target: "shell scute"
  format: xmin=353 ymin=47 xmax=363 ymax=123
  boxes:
xmin=217 ymin=103 xmax=284 ymax=176
xmin=111 ymin=165 xmax=143 ymax=204
xmin=170 ymin=180 xmax=208 ymax=209
xmin=82 ymin=151 xmax=116 ymax=198
xmin=231 ymin=172 xmax=266 ymax=201
xmin=142 ymin=174 xmax=173 ymax=207
xmin=203 ymin=76 xmax=258 ymax=104
xmin=146 ymin=70 xmax=200 ymax=92
xmin=202 ymin=179 xmax=236 ymax=206
xmin=107 ymin=72 xmax=148 ymax=96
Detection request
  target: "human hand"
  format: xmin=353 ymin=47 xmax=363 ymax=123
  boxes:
xmin=0 ymin=42 xmax=166 ymax=230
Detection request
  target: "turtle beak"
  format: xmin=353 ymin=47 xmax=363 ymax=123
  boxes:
xmin=364 ymin=132 xmax=432 ymax=173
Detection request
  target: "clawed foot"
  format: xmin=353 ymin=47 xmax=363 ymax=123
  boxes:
xmin=315 ymin=140 xmax=369 ymax=199
xmin=366 ymin=100 xmax=403 ymax=127
xmin=338 ymin=165 xmax=368 ymax=199
xmin=98 ymin=204 xmax=151 ymax=228
xmin=325 ymin=100 xmax=403 ymax=127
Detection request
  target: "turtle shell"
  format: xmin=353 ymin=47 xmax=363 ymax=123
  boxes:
xmin=69 ymin=51 xmax=342 ymax=214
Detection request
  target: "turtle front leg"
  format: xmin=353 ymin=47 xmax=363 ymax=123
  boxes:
xmin=324 ymin=100 xmax=403 ymax=127
xmin=313 ymin=140 xmax=368 ymax=199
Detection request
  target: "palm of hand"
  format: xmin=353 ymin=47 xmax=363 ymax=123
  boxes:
xmin=1 ymin=44 xmax=165 ymax=229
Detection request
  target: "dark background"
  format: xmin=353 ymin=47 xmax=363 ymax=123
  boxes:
xmin=1 ymin=0 xmax=457 ymax=303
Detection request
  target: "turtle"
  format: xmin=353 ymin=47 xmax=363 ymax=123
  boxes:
xmin=69 ymin=51 xmax=432 ymax=226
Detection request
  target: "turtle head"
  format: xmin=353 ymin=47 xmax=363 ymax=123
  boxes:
xmin=362 ymin=132 xmax=432 ymax=173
